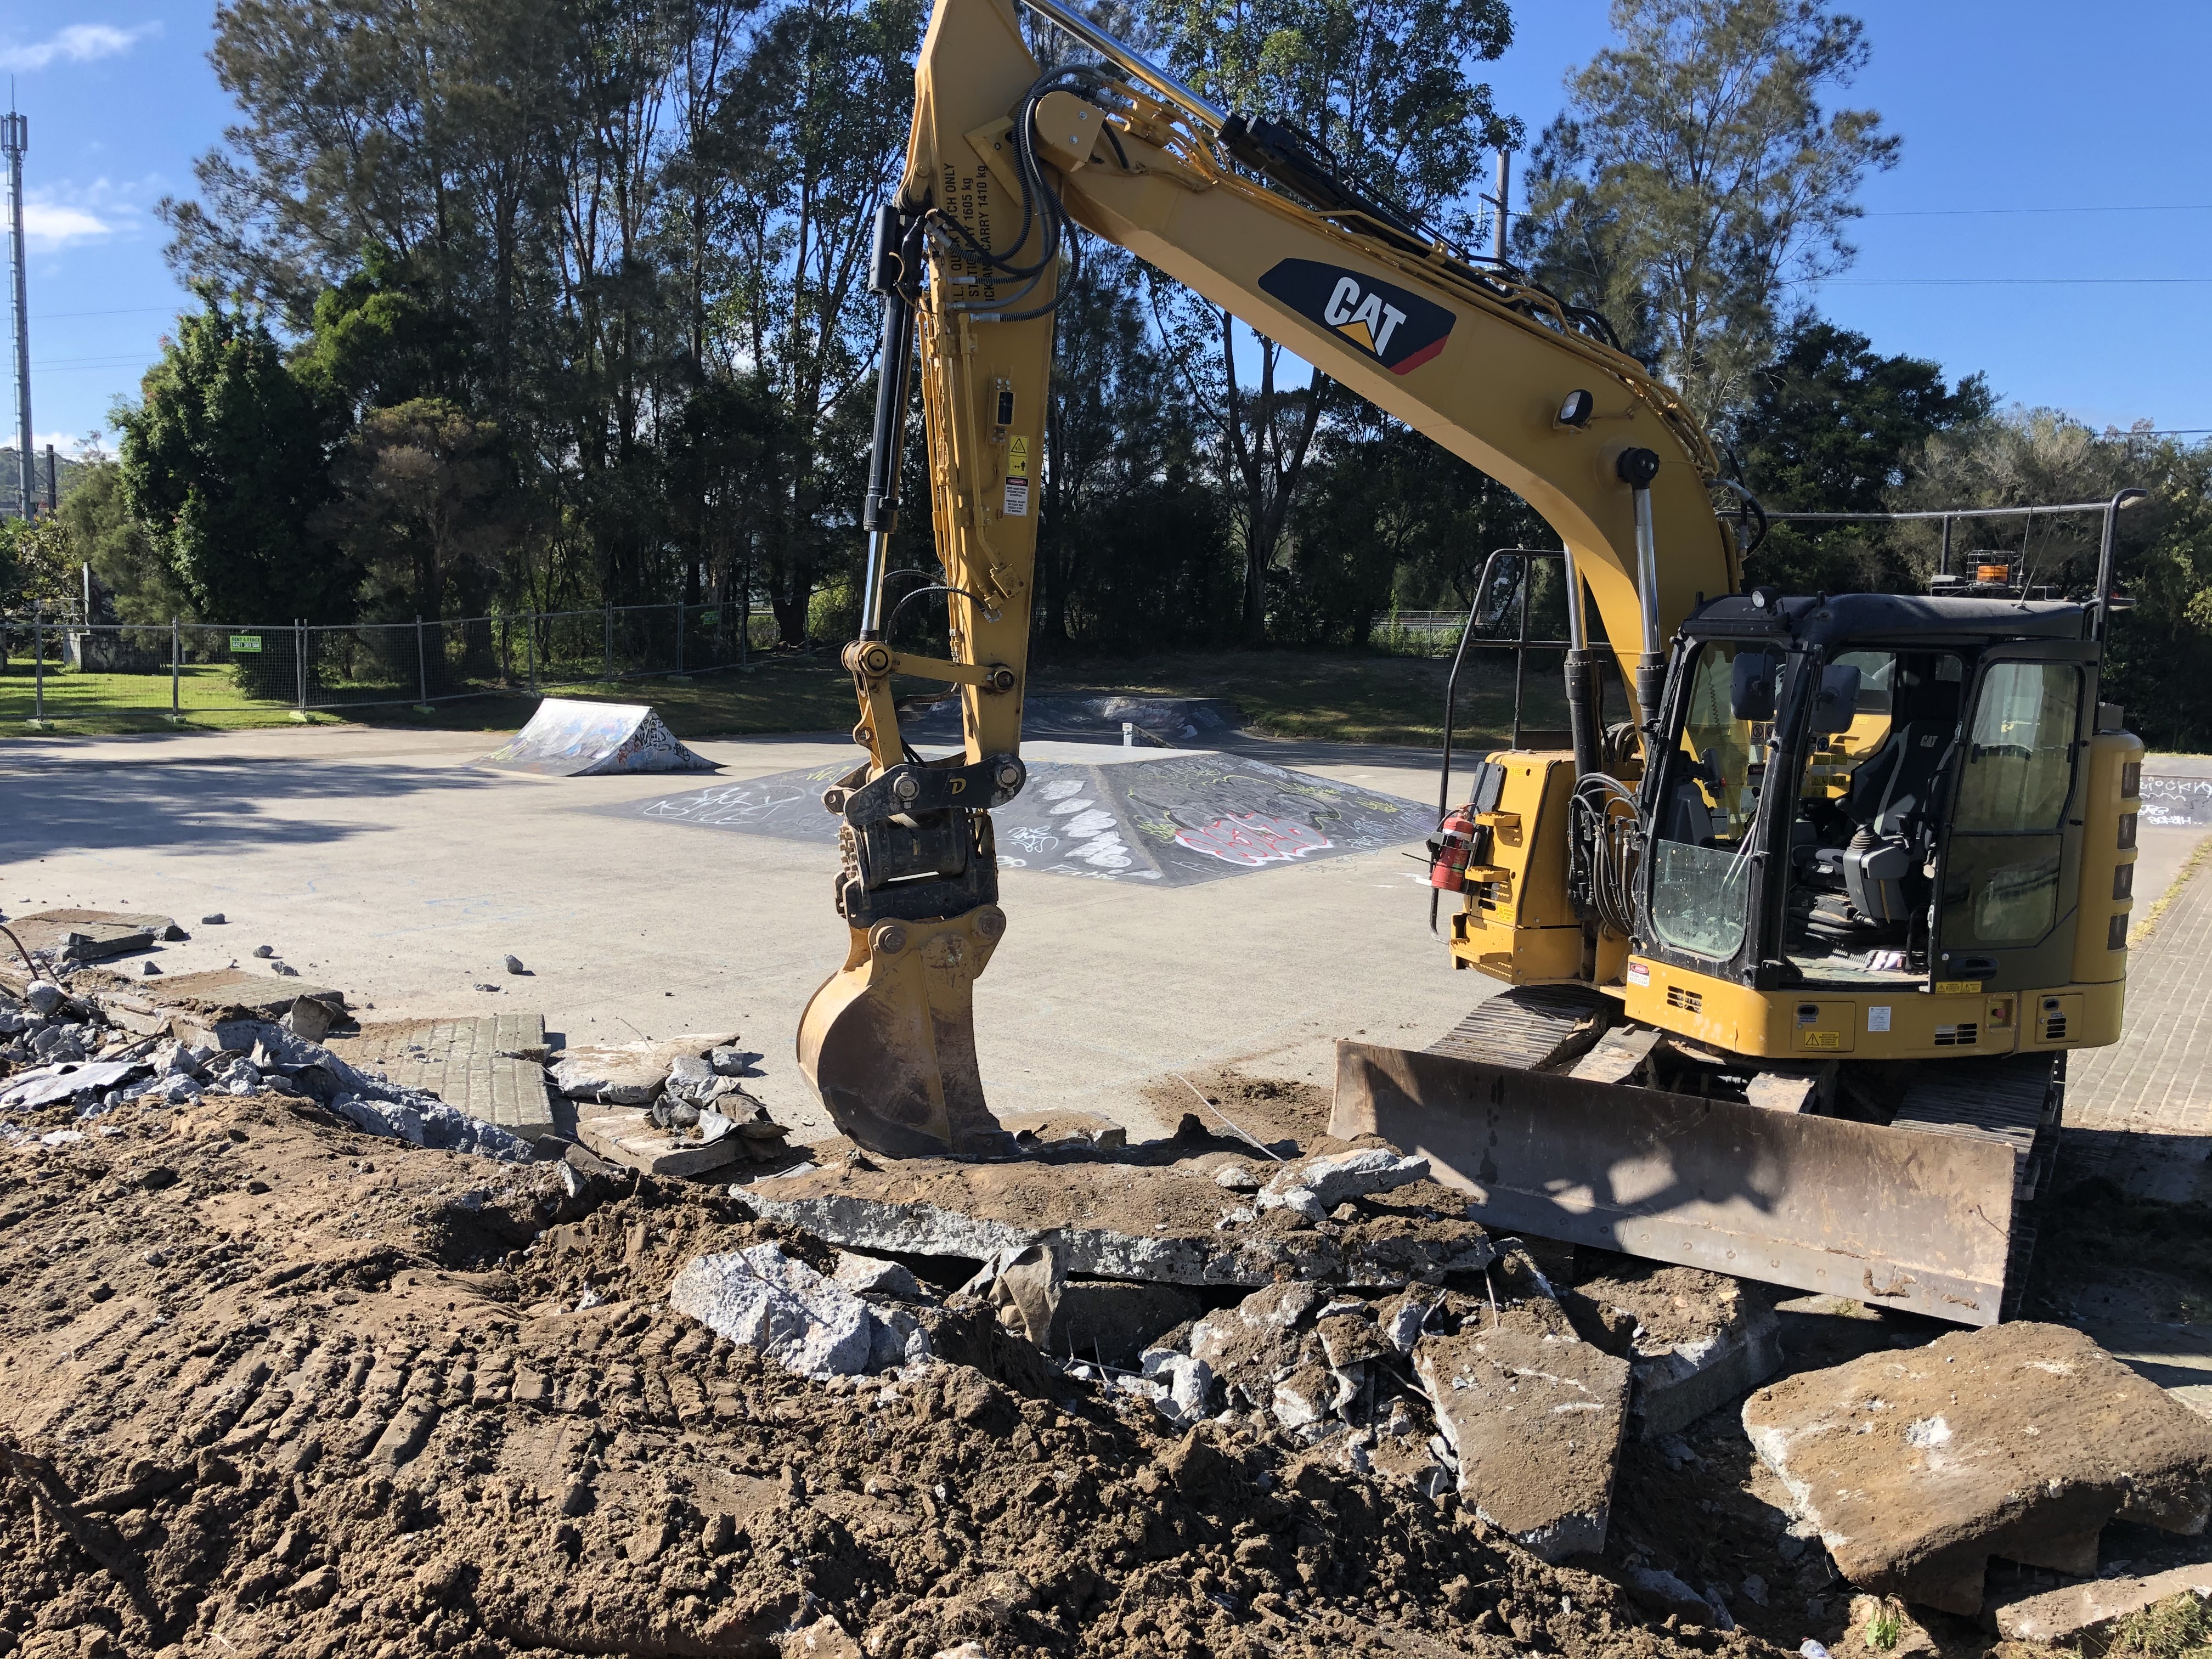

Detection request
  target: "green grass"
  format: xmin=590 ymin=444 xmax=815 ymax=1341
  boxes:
xmin=2066 ymin=1591 xmax=2212 ymax=1659
xmin=0 ymin=660 xmax=347 ymax=736
xmin=345 ymin=658 xmax=861 ymax=740
xmin=1 ymin=643 xmax=1572 ymax=750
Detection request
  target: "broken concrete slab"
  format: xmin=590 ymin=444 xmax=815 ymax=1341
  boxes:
xmin=742 ymin=1157 xmax=1496 ymax=1289
xmin=326 ymin=1014 xmax=555 ymax=1139
xmin=0 ymin=1058 xmax=145 ymax=1110
xmin=1993 ymin=1564 xmax=2212 ymax=1645
xmin=1186 ymin=1282 xmax=1328 ymax=1411
xmin=4 ymin=908 xmax=172 ymax=964
xmin=1566 ymin=1261 xmax=1783 ymax=1439
xmin=72 ymin=966 xmax=347 ymax=1041
xmin=1742 ymin=1322 xmax=2212 ymax=1614
xmin=1414 ymin=1326 xmax=1631 ymax=1564
xmin=669 ymin=1243 xmax=888 ymax=1378
xmin=549 ymin=1032 xmax=738 ymax=1105
xmin=578 ymin=1109 xmax=748 ymax=1179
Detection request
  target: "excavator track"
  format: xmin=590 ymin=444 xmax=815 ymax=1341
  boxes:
xmin=1338 ymin=987 xmax=2061 ymax=1326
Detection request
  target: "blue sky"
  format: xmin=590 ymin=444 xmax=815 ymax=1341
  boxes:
xmin=4 ymin=0 xmax=2209 ymax=456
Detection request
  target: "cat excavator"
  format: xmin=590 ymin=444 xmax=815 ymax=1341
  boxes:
xmin=797 ymin=0 xmax=2145 ymax=1324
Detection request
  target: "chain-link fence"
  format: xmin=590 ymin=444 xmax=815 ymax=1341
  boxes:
xmin=0 ymin=602 xmax=787 ymax=725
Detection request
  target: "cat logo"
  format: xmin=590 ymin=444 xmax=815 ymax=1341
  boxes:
xmin=1256 ymin=258 xmax=1454 ymax=375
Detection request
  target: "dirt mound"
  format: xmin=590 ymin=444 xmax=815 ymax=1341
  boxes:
xmin=0 ymin=1091 xmax=1786 ymax=1659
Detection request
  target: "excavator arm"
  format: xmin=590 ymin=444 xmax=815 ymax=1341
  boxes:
xmin=799 ymin=0 xmax=1742 ymax=1153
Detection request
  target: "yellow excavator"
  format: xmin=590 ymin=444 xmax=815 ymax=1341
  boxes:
xmin=797 ymin=0 xmax=2144 ymax=1324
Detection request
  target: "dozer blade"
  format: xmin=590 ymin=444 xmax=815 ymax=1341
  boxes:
xmin=1335 ymin=1038 xmax=2036 ymax=1326
xmin=797 ymin=907 xmax=1012 ymax=1158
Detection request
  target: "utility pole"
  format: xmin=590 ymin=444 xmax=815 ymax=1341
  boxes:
xmin=1493 ymin=147 xmax=1511 ymax=264
xmin=3 ymin=104 xmax=28 ymax=523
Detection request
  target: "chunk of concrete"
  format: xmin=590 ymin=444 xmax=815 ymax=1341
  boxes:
xmin=578 ymin=1109 xmax=747 ymax=1178
xmin=1741 ymin=1322 xmax=2212 ymax=1615
xmin=549 ymin=1032 xmax=738 ymax=1105
xmin=669 ymin=1244 xmax=883 ymax=1378
xmin=1993 ymin=1566 xmax=2212 ymax=1646
xmin=6 ymin=909 xmax=170 ymax=963
xmin=744 ymin=1158 xmax=1494 ymax=1289
xmin=1185 ymin=1282 xmax=1327 ymax=1410
xmin=1567 ymin=1262 xmax=1783 ymax=1438
xmin=1414 ymin=1327 xmax=1631 ymax=1563
xmin=1258 ymin=1147 xmax=1430 ymax=1211
xmin=832 ymin=1252 xmax=924 ymax=1302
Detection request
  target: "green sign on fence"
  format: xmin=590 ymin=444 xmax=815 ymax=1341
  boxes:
xmin=699 ymin=610 xmax=720 ymax=627
xmin=229 ymin=634 xmax=263 ymax=653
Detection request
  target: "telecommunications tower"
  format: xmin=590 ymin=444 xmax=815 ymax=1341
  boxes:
xmin=3 ymin=104 xmax=27 ymax=521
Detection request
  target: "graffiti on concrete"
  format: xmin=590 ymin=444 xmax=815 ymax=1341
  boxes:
xmin=1174 ymin=813 xmax=1334 ymax=866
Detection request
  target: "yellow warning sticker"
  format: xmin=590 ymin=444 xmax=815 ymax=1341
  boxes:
xmin=1801 ymin=1030 xmax=1841 ymax=1049
xmin=1934 ymin=980 xmax=1983 ymax=995
xmin=1008 ymin=434 xmax=1029 ymax=475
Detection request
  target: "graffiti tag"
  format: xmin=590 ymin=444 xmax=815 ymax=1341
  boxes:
xmin=1173 ymin=813 xmax=1334 ymax=867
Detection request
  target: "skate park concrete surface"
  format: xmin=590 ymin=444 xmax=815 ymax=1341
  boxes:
xmin=7 ymin=720 xmax=2209 ymax=1150
xmin=0 ymin=722 xmax=1496 ymax=1143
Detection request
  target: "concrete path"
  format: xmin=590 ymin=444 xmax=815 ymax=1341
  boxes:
xmin=0 ymin=723 xmax=1493 ymax=1146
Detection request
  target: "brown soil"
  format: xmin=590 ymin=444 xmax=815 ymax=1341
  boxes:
xmin=1137 ymin=1068 xmax=1336 ymax=1155
xmin=0 ymin=1090 xmax=1790 ymax=1659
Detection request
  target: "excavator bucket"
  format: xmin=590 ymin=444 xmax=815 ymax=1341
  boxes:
xmin=797 ymin=909 xmax=1012 ymax=1158
xmin=1334 ymin=992 xmax=2063 ymax=1327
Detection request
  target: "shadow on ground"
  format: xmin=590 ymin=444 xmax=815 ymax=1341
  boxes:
xmin=0 ymin=760 xmax=506 ymax=859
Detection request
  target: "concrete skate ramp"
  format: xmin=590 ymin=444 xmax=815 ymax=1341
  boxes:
xmin=477 ymin=698 xmax=717 ymax=777
xmin=901 ymin=692 xmax=1244 ymax=747
xmin=598 ymin=741 xmax=1429 ymax=885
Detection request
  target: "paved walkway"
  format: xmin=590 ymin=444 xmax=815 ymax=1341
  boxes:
xmin=2066 ymin=838 xmax=2212 ymax=1206
xmin=2063 ymin=836 xmax=2212 ymax=1415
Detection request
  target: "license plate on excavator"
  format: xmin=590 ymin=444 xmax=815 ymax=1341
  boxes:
xmin=1333 ymin=1039 xmax=2030 ymax=1325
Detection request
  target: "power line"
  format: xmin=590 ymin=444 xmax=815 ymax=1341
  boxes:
xmin=37 ymin=305 xmax=178 ymax=320
xmin=1828 ymin=276 xmax=2212 ymax=286
xmin=1863 ymin=203 xmax=2212 ymax=218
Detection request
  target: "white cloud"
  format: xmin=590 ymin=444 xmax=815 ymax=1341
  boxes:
xmin=0 ymin=22 xmax=161 ymax=73
xmin=22 ymin=201 xmax=113 ymax=252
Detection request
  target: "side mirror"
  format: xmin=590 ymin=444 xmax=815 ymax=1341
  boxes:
xmin=1729 ymin=652 xmax=1778 ymax=721
xmin=1813 ymin=663 xmax=1862 ymax=733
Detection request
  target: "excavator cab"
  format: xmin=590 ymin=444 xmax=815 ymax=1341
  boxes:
xmin=1634 ymin=591 xmax=2132 ymax=1041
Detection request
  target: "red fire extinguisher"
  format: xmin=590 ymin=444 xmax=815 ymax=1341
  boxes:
xmin=1429 ymin=809 xmax=1479 ymax=891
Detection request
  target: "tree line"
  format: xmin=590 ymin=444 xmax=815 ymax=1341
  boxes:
xmin=7 ymin=0 xmax=2212 ymax=743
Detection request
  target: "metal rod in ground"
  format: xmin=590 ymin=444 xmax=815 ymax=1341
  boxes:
xmin=526 ymin=610 xmax=537 ymax=695
xmin=676 ymin=600 xmax=685 ymax=674
xmin=31 ymin=601 xmax=42 ymax=723
xmin=1171 ymin=1071 xmax=1283 ymax=1161
xmin=603 ymin=603 xmax=612 ymax=682
xmin=295 ymin=618 xmax=306 ymax=710
xmin=415 ymin=615 xmax=428 ymax=706
xmin=170 ymin=616 xmax=179 ymax=719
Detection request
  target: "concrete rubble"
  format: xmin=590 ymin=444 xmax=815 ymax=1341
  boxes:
xmin=1994 ymin=1565 xmax=2212 ymax=1645
xmin=1743 ymin=1321 xmax=2212 ymax=1613
xmin=668 ymin=1242 xmax=928 ymax=1378
xmin=549 ymin=1031 xmax=740 ymax=1104
xmin=743 ymin=1149 xmax=1498 ymax=1288
xmin=1564 ymin=1259 xmax=1784 ymax=1439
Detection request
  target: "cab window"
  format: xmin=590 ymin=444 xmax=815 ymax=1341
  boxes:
xmin=1647 ymin=641 xmax=1771 ymax=961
